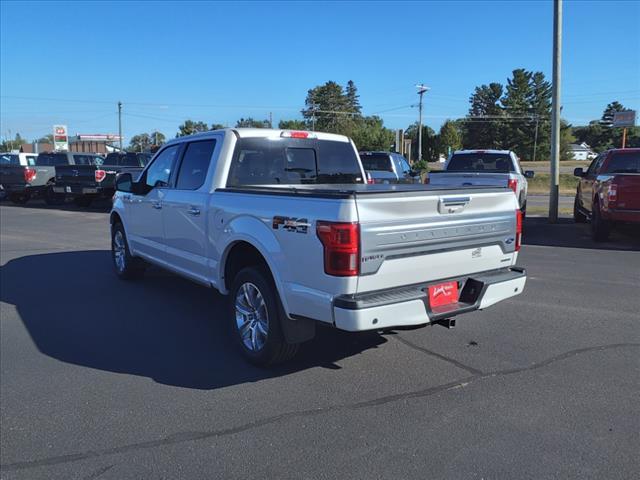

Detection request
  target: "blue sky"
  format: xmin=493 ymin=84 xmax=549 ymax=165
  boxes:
xmin=1 ymin=0 xmax=639 ymax=143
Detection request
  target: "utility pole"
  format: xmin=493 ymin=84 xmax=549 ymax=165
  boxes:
xmin=118 ymin=101 xmax=123 ymax=151
xmin=532 ymin=115 xmax=540 ymax=162
xmin=416 ymin=84 xmax=429 ymax=164
xmin=311 ymin=103 xmax=317 ymax=131
xmin=549 ymin=0 xmax=562 ymax=223
xmin=269 ymin=112 xmax=273 ymax=129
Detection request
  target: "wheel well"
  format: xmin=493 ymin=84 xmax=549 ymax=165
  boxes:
xmin=224 ymin=241 xmax=270 ymax=291
xmin=110 ymin=212 xmax=122 ymax=226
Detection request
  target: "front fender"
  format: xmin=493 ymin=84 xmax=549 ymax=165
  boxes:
xmin=218 ymin=214 xmax=292 ymax=315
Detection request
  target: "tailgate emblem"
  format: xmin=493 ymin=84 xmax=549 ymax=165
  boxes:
xmin=72 ymin=170 xmax=79 ymax=176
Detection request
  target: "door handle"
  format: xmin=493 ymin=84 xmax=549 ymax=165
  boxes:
xmin=187 ymin=206 xmax=201 ymax=216
xmin=151 ymin=201 xmax=162 ymax=210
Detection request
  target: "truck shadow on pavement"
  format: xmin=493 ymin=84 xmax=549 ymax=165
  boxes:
xmin=523 ymin=217 xmax=640 ymax=251
xmin=0 ymin=251 xmax=386 ymax=390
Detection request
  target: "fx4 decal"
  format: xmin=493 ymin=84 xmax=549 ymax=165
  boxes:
xmin=272 ymin=216 xmax=309 ymax=234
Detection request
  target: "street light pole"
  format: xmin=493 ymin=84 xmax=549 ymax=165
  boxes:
xmin=416 ymin=84 xmax=429 ymax=163
xmin=549 ymin=0 xmax=562 ymax=223
xmin=118 ymin=101 xmax=123 ymax=151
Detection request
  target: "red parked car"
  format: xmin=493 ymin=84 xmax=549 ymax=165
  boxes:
xmin=573 ymin=148 xmax=640 ymax=241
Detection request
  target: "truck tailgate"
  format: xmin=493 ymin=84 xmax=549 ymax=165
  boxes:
xmin=55 ymin=165 xmax=98 ymax=187
xmin=615 ymin=174 xmax=640 ymax=210
xmin=355 ymin=188 xmax=519 ymax=293
xmin=0 ymin=166 xmax=27 ymax=186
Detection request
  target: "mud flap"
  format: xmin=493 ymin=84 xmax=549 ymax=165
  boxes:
xmin=281 ymin=315 xmax=316 ymax=344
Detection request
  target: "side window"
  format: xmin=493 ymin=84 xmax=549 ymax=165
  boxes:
xmin=586 ymin=154 xmax=601 ymax=175
xmin=145 ymin=145 xmax=180 ymax=189
xmin=175 ymin=140 xmax=216 ymax=190
xmin=398 ymin=156 xmax=411 ymax=173
xmin=593 ymin=154 xmax=607 ymax=174
xmin=26 ymin=155 xmax=37 ymax=166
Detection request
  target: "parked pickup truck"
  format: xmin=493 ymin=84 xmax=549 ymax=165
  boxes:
xmin=0 ymin=152 xmax=38 ymax=200
xmin=573 ymin=148 xmax=640 ymax=241
xmin=110 ymin=129 xmax=526 ymax=365
xmin=359 ymin=151 xmax=421 ymax=184
xmin=54 ymin=151 xmax=151 ymax=207
xmin=0 ymin=152 xmax=102 ymax=205
xmin=428 ymin=150 xmax=534 ymax=214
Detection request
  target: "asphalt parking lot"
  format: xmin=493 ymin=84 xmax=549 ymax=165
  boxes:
xmin=1 ymin=202 xmax=639 ymax=479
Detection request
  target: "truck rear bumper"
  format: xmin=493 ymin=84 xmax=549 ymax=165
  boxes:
xmin=604 ymin=209 xmax=640 ymax=224
xmin=53 ymin=185 xmax=109 ymax=196
xmin=332 ymin=267 xmax=526 ymax=332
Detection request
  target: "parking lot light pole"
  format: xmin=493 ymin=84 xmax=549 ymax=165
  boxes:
xmin=118 ymin=101 xmax=123 ymax=152
xmin=549 ymin=0 xmax=562 ymax=223
xmin=416 ymin=84 xmax=429 ymax=163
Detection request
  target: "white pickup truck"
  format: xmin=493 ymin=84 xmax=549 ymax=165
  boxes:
xmin=110 ymin=129 xmax=526 ymax=365
xmin=428 ymin=150 xmax=535 ymax=215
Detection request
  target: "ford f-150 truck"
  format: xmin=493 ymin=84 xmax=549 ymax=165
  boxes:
xmin=110 ymin=129 xmax=526 ymax=365
xmin=428 ymin=150 xmax=534 ymax=215
xmin=54 ymin=151 xmax=151 ymax=207
xmin=573 ymin=148 xmax=640 ymax=241
xmin=0 ymin=152 xmax=103 ymax=204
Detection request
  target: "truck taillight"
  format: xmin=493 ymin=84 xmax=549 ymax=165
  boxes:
xmin=515 ymin=209 xmax=522 ymax=252
xmin=508 ymin=178 xmax=518 ymax=194
xmin=316 ymin=221 xmax=360 ymax=276
xmin=24 ymin=168 xmax=37 ymax=183
xmin=607 ymin=183 xmax=618 ymax=206
xmin=281 ymin=130 xmax=316 ymax=139
xmin=95 ymin=169 xmax=106 ymax=183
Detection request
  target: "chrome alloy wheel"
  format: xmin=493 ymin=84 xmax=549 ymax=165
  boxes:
xmin=235 ymin=282 xmax=269 ymax=352
xmin=113 ymin=230 xmax=126 ymax=273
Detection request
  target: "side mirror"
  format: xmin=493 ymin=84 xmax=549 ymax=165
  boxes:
xmin=573 ymin=168 xmax=585 ymax=177
xmin=115 ymin=172 xmax=134 ymax=193
xmin=524 ymin=170 xmax=535 ymax=179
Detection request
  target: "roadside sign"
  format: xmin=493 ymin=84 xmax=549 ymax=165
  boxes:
xmin=53 ymin=125 xmax=68 ymax=151
xmin=612 ymin=110 xmax=636 ymax=127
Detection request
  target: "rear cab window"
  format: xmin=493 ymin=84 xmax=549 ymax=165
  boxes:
xmin=604 ymin=151 xmax=640 ymax=174
xmin=72 ymin=154 xmax=103 ymax=166
xmin=227 ymin=137 xmax=363 ymax=186
xmin=0 ymin=154 xmax=20 ymax=166
xmin=447 ymin=152 xmax=514 ymax=173
xmin=36 ymin=153 xmax=70 ymax=166
xmin=359 ymin=153 xmax=393 ymax=172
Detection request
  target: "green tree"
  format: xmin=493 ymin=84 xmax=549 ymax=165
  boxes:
xmin=278 ymin=119 xmax=307 ymax=130
xmin=345 ymin=80 xmax=362 ymax=115
xmin=235 ymin=117 xmax=270 ymax=128
xmin=405 ymin=123 xmax=437 ymax=163
xmin=129 ymin=133 xmax=152 ymax=151
xmin=302 ymin=80 xmax=355 ymax=133
xmin=528 ymin=72 xmax=552 ymax=160
xmin=600 ymin=101 xmax=626 ymax=127
xmin=149 ymin=131 xmax=165 ymax=146
xmin=210 ymin=123 xmax=226 ymax=130
xmin=350 ymin=116 xmax=394 ymax=151
xmin=176 ymin=120 xmax=209 ymax=137
xmin=35 ymin=134 xmax=54 ymax=144
xmin=464 ymin=83 xmax=504 ymax=149
xmin=0 ymin=133 xmax=25 ymax=151
xmin=437 ymin=120 xmax=462 ymax=156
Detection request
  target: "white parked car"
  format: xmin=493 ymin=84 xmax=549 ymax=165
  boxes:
xmin=110 ymin=129 xmax=526 ymax=365
xmin=428 ymin=150 xmax=534 ymax=215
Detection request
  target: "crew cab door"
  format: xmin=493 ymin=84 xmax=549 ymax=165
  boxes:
xmin=161 ymin=139 xmax=218 ymax=281
xmin=127 ymin=144 xmax=181 ymax=263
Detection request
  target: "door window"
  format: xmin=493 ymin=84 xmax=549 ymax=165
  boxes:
xmin=145 ymin=145 xmax=180 ymax=189
xmin=586 ymin=154 xmax=602 ymax=176
xmin=175 ymin=140 xmax=216 ymax=190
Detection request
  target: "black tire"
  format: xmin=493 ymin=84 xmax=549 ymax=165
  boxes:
xmin=229 ymin=266 xmax=299 ymax=366
xmin=45 ymin=185 xmax=65 ymax=205
xmin=573 ymin=195 xmax=587 ymax=223
xmin=591 ymin=200 xmax=611 ymax=242
xmin=111 ymin=222 xmax=146 ymax=280
xmin=520 ymin=202 xmax=527 ymax=220
xmin=74 ymin=195 xmax=93 ymax=208
xmin=9 ymin=192 xmax=29 ymax=205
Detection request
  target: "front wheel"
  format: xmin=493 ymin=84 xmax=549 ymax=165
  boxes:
xmin=573 ymin=195 xmax=587 ymax=223
xmin=111 ymin=222 xmax=146 ymax=280
xmin=229 ymin=266 xmax=299 ymax=366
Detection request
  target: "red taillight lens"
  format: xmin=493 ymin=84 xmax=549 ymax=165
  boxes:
xmin=508 ymin=178 xmax=518 ymax=194
xmin=24 ymin=168 xmax=37 ymax=183
xmin=607 ymin=183 xmax=618 ymax=206
xmin=316 ymin=221 xmax=360 ymax=276
xmin=281 ymin=130 xmax=315 ymax=139
xmin=515 ymin=209 xmax=522 ymax=252
xmin=95 ymin=169 xmax=106 ymax=182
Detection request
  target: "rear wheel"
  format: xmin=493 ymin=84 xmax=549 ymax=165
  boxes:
xmin=9 ymin=192 xmax=29 ymax=204
xmin=573 ymin=195 xmax=587 ymax=223
xmin=111 ymin=222 xmax=145 ymax=280
xmin=591 ymin=200 xmax=611 ymax=242
xmin=229 ymin=266 xmax=299 ymax=366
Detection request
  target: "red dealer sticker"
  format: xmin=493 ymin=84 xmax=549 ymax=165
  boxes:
xmin=428 ymin=281 xmax=459 ymax=308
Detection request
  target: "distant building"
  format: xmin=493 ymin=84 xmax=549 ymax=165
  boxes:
xmin=19 ymin=134 xmax=123 ymax=155
xmin=568 ymin=142 xmax=596 ymax=161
